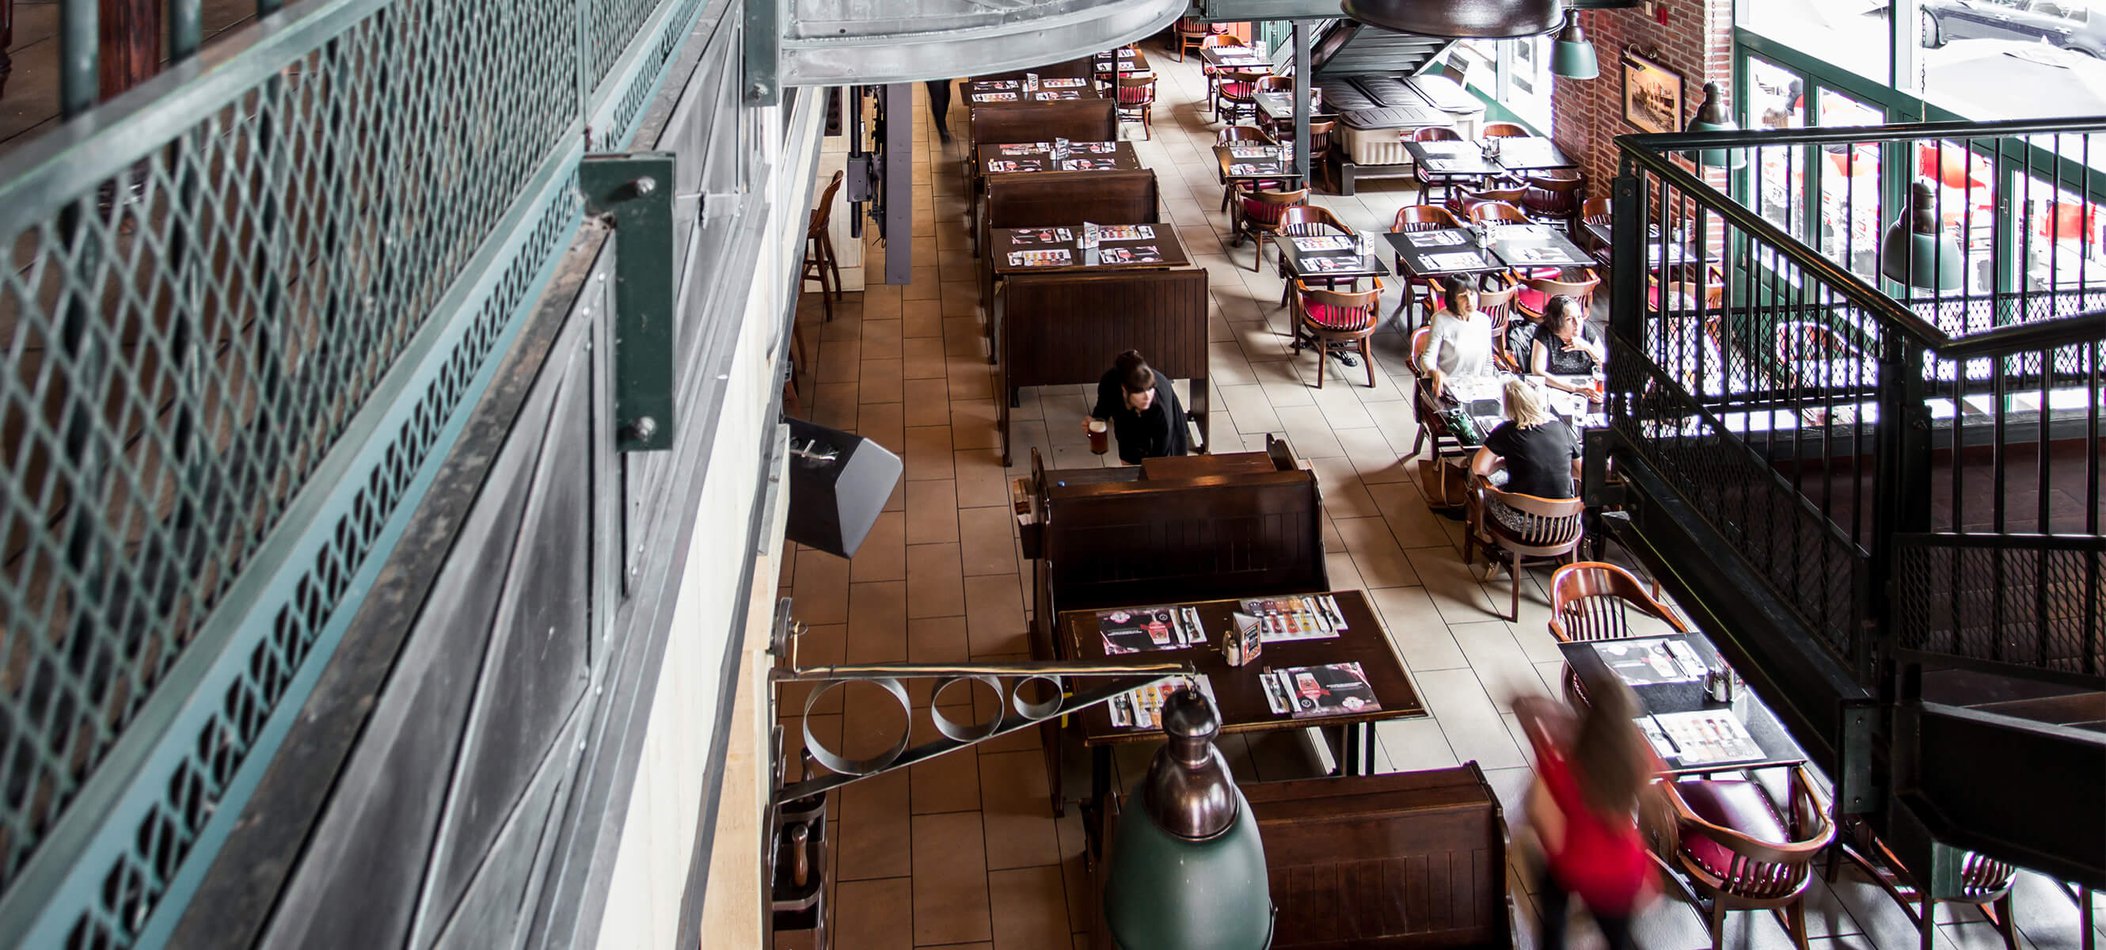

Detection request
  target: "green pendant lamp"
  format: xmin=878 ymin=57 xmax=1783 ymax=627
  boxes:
xmin=1685 ymin=81 xmax=1746 ymax=169
xmin=1551 ymin=12 xmax=1598 ymax=79
xmin=1881 ymin=180 xmax=1965 ymax=291
xmin=1102 ymin=686 xmax=1274 ymax=950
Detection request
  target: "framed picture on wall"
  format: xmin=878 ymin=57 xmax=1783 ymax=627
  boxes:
xmin=1622 ymin=52 xmax=1685 ymax=134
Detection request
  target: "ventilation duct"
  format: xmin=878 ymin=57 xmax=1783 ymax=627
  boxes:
xmin=1337 ymin=0 xmax=1562 ymax=38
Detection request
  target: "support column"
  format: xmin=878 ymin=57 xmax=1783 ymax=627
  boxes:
xmin=883 ymin=82 xmax=913 ymax=285
xmin=99 ymin=0 xmax=161 ymax=101
xmin=1292 ymin=21 xmax=1310 ymax=186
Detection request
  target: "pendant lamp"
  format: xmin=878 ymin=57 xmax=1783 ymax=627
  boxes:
xmin=1102 ymin=687 xmax=1273 ymax=950
xmin=1684 ymin=81 xmax=1746 ymax=169
xmin=1341 ymin=0 xmax=1562 ymax=39
xmin=1551 ymin=12 xmax=1599 ymax=79
xmin=1880 ymin=180 xmax=1965 ymax=291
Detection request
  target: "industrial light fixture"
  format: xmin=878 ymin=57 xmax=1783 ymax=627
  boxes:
xmin=1684 ymin=81 xmax=1745 ymax=169
xmin=1551 ymin=11 xmax=1599 ymax=79
xmin=1340 ymin=0 xmax=1562 ymax=39
xmin=1881 ymin=180 xmax=1965 ymax=291
xmin=1102 ymin=687 xmax=1273 ymax=950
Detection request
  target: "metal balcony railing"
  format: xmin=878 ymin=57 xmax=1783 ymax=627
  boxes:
xmin=0 ymin=0 xmax=710 ymax=944
xmin=1607 ymin=117 xmax=2105 ymax=686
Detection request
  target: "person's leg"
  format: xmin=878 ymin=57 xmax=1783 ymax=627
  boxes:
xmin=1593 ymin=910 xmax=1637 ymax=950
xmin=923 ymin=79 xmax=952 ymax=141
xmin=1534 ymin=866 xmax=1571 ymax=949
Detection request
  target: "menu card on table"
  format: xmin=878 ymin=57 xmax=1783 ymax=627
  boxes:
xmin=1008 ymin=249 xmax=1073 ymax=268
xmin=1405 ymin=230 xmax=1467 ymax=248
xmin=1098 ymin=246 xmax=1163 ymax=265
xmin=1591 ymin=639 xmax=1706 ymax=686
xmin=1229 ymin=163 xmax=1282 ymax=176
xmin=1062 ymin=158 xmax=1117 ymax=170
xmin=1261 ymin=663 xmax=1379 ymax=719
xmin=1505 ymin=245 xmax=1583 ymax=266
xmin=1292 ymin=235 xmax=1355 ymax=252
xmin=1110 ymin=676 xmax=1221 ymax=729
xmin=987 ymin=159 xmax=1041 ymax=173
xmin=1097 ymin=224 xmax=1154 ymax=240
xmin=1227 ymin=146 xmax=1277 ymax=159
xmin=976 ymin=92 xmax=1019 ymax=102
xmin=1097 ymin=604 xmax=1207 ymax=654
xmin=1040 ymin=77 xmax=1088 ymax=89
xmin=1239 ymin=595 xmax=1346 ymax=640
xmin=1034 ymin=91 xmax=1080 ymax=101
xmin=1424 ymin=251 xmax=1492 ymax=271
xmin=996 ymin=142 xmax=1049 ymax=155
xmin=1304 ymin=256 xmax=1368 ymax=273
xmin=1010 ymin=227 xmax=1073 ymax=246
xmin=1646 ymin=711 xmax=1761 ymax=765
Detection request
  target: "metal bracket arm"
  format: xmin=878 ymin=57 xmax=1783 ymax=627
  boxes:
xmin=580 ymin=152 xmax=678 ymax=452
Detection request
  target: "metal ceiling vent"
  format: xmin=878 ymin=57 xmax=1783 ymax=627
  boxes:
xmin=1338 ymin=0 xmax=1562 ymax=38
xmin=776 ymin=0 xmax=1188 ymax=86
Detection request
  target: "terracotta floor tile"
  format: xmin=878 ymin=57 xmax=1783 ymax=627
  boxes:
xmin=910 ymin=715 xmax=983 ymax=816
xmin=838 ymin=770 xmax=912 ymax=881
xmin=940 ymin=280 xmax=981 ymax=318
xmin=792 ymin=548 xmax=852 ymax=625
xmin=912 ymin=813 xmax=993 ymax=945
xmin=836 ymin=878 xmax=914 ymax=950
xmin=905 ymin=377 xmax=953 ymax=427
xmin=859 ymin=402 xmax=907 ymax=457
xmin=862 ymin=358 xmax=907 ymax=404
xmin=845 ymin=580 xmax=909 ymax=663
xmin=906 ymin=542 xmax=966 ymax=619
xmin=957 ymin=506 xmax=1019 ymax=577
xmin=865 ymin=285 xmax=904 ymax=319
xmin=908 ymin=615 xmax=972 ymax=664
xmin=904 ymin=337 xmax=949 ymax=378
xmin=977 ymin=750 xmax=1060 ymax=870
xmin=954 ymin=448 xmax=1012 ymax=509
xmin=904 ymin=271 xmax=942 ymax=300
xmin=819 ymin=337 xmax=864 ymax=382
xmin=963 ymin=573 xmax=1028 ymax=657
xmin=851 ymin=512 xmax=908 ymax=583
xmin=906 ymin=480 xmax=961 ymax=545
xmin=986 ymin=866 xmax=1071 ymax=950
xmin=864 ymin=318 xmax=906 ymax=360
xmin=905 ymin=425 xmax=957 ymax=480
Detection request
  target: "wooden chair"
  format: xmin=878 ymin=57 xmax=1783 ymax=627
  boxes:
xmin=1307 ymin=118 xmax=1336 ymax=185
xmin=1115 ymin=73 xmax=1158 ymax=139
xmin=1417 ymin=272 xmax=1518 ymax=335
xmin=1547 ymin=561 xmax=1689 ymax=708
xmin=1233 ymin=188 xmax=1307 ymax=272
xmin=1201 ymin=33 xmax=1247 ymax=106
xmin=1215 ymin=69 xmax=1267 ymax=125
xmin=1390 ymin=205 xmax=1463 ymax=318
xmin=1175 ymin=17 xmax=1224 ymax=63
xmin=1824 ymin=819 xmax=2022 ymax=950
xmin=803 ymin=170 xmax=846 ymax=320
xmin=1411 ymin=126 xmax=1477 ymax=206
xmin=1469 ymin=200 xmax=1530 ymax=226
xmin=1522 ymin=171 xmax=1587 ymax=232
xmin=1293 ymin=278 xmax=1385 ymax=389
xmin=1464 ymin=483 xmax=1586 ymax=620
xmin=1217 ymin=125 xmax=1277 ymax=211
xmin=1579 ymin=196 xmax=1614 ymax=257
xmin=1515 ymin=267 xmax=1601 ymax=320
xmin=1447 ymin=182 xmax=1529 ymax=219
xmin=1275 ymin=204 xmax=1355 ymax=305
xmin=1482 ymin=121 xmax=1530 ymax=138
xmin=1657 ymin=767 xmax=1837 ymax=950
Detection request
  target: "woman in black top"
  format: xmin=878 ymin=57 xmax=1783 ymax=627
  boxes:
xmin=1531 ymin=301 xmax=1607 ymax=402
xmin=1085 ymin=350 xmax=1188 ymax=464
xmin=1472 ymin=379 xmax=1581 ymax=529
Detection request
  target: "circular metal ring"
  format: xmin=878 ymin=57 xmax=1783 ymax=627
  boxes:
xmin=1010 ymin=674 xmax=1066 ymax=721
xmin=802 ymin=677 xmax=912 ymax=776
xmin=929 ymin=675 xmax=1004 ymax=742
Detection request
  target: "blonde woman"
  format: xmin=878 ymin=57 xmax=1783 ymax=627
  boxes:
xmin=1472 ymin=379 xmax=1581 ymax=528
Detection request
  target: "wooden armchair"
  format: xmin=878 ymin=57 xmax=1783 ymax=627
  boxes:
xmin=1515 ymin=267 xmax=1601 ymax=325
xmin=1233 ymin=188 xmax=1308 ymax=272
xmin=1447 ymin=182 xmax=1529 ymax=219
xmin=1275 ymin=204 xmax=1354 ymax=304
xmin=1579 ymin=196 xmax=1614 ymax=256
xmin=1293 ymin=278 xmax=1384 ymax=389
xmin=1200 ymin=33 xmax=1247 ymax=106
xmin=1389 ymin=205 xmax=1463 ymax=318
xmin=1469 ymin=200 xmax=1530 ymax=226
xmin=1464 ymin=483 xmax=1586 ymax=621
xmin=1214 ymin=68 xmax=1267 ymax=125
xmin=1217 ymin=125 xmax=1278 ymax=210
xmin=1115 ymin=73 xmax=1157 ymax=139
xmin=1521 ymin=170 xmax=1587 ymax=232
xmin=1657 ymin=767 xmax=1837 ymax=950
xmin=803 ymin=170 xmax=847 ymax=320
xmin=1482 ymin=121 xmax=1530 ymax=138
xmin=1175 ymin=16 xmax=1223 ymax=63
xmin=1547 ymin=561 xmax=1689 ymax=708
xmin=1825 ymin=817 xmax=2022 ymax=950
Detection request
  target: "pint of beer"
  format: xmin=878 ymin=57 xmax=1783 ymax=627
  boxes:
xmin=1087 ymin=418 xmax=1109 ymax=455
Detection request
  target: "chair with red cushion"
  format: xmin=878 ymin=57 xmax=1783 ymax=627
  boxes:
xmin=1547 ymin=561 xmax=1689 ymax=709
xmin=1659 ymin=767 xmax=1836 ymax=950
xmin=1214 ymin=69 xmax=1266 ymax=125
xmin=1469 ymin=200 xmax=1530 ymax=226
xmin=1514 ymin=267 xmax=1600 ymax=327
xmin=1482 ymin=121 xmax=1530 ymax=138
xmin=1411 ymin=126 xmax=1479 ymax=206
xmin=1274 ymin=204 xmax=1354 ymax=305
xmin=1200 ymin=33 xmax=1247 ymax=105
xmin=1234 ymin=188 xmax=1307 ymax=271
xmin=1447 ymin=181 xmax=1529 ymax=220
xmin=1115 ymin=73 xmax=1157 ymax=139
xmin=1217 ymin=125 xmax=1278 ymax=211
xmin=1293 ymin=277 xmax=1384 ymax=388
xmin=1522 ymin=170 xmax=1588 ymax=232
xmin=1390 ymin=205 xmax=1463 ymax=318
xmin=1176 ymin=17 xmax=1226 ymax=63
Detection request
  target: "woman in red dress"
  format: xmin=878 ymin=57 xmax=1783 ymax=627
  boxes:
xmin=1514 ymin=676 xmax=1664 ymax=950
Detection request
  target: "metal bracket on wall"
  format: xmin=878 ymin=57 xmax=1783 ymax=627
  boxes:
xmin=743 ymin=0 xmax=780 ymax=105
xmin=580 ymin=152 xmax=679 ymax=452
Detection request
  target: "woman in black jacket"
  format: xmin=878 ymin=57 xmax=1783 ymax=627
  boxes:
xmin=1083 ymin=350 xmax=1188 ymax=464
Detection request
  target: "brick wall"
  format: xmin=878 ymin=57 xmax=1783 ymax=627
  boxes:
xmin=1550 ymin=0 xmax=1735 ymax=193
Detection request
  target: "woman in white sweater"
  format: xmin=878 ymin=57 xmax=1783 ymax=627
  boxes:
xmin=1415 ymin=274 xmax=1497 ymax=401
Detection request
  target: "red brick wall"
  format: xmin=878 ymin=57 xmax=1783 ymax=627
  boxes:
xmin=1550 ymin=0 xmax=1736 ymax=193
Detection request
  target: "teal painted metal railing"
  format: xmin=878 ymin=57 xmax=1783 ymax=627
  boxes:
xmin=0 ymin=0 xmax=708 ymax=944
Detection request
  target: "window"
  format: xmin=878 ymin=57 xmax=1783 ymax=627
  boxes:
xmin=1917 ymin=0 xmax=2106 ymax=119
xmin=1740 ymin=0 xmax=1891 ymax=83
xmin=1444 ymin=36 xmax=1555 ymax=133
xmin=1745 ymin=57 xmax=1806 ymax=236
xmin=1814 ymin=89 xmax=1884 ymax=284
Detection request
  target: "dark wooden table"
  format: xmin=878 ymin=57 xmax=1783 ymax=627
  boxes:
xmin=1492 ymin=136 xmax=1579 ymax=173
xmin=989 ymin=222 xmax=1190 ymax=276
xmin=1490 ymin=222 xmax=1597 ymax=270
xmin=1090 ymin=47 xmax=1149 ymax=77
xmin=981 ymin=140 xmax=1141 ymax=176
xmin=1213 ymin=143 xmax=1302 ymax=191
xmin=1272 ymin=232 xmax=1390 ymax=288
xmin=1254 ymin=91 xmax=1338 ymax=126
xmin=1198 ymin=46 xmax=1272 ymax=71
xmin=964 ymin=77 xmax=1097 ymax=104
xmin=1403 ymin=141 xmax=1504 ymax=179
xmin=1061 ymin=590 xmax=1424 ymax=798
xmin=1558 ymin=632 xmax=1807 ymax=778
xmin=1382 ymin=228 xmax=1507 ymax=282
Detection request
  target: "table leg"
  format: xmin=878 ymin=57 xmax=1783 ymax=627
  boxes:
xmin=1192 ymin=374 xmax=1210 ymax=454
xmin=1084 ymin=745 xmax=1113 ymax=858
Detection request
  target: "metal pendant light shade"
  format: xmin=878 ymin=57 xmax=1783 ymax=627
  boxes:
xmin=1551 ymin=12 xmax=1598 ymax=79
xmin=1881 ymin=180 xmax=1965 ymax=291
xmin=1341 ymin=0 xmax=1563 ymax=39
xmin=1685 ymin=81 xmax=1745 ymax=169
xmin=1102 ymin=687 xmax=1273 ymax=950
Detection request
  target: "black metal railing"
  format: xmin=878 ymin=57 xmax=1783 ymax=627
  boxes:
xmin=1609 ymin=116 xmax=2106 ymax=685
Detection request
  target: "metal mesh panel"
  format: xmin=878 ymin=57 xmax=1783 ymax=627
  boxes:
xmin=0 ymin=0 xmax=692 ymax=943
xmin=1896 ymin=537 xmax=2105 ymax=678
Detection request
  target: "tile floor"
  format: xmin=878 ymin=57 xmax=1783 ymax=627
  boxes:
xmin=774 ymin=42 xmax=2106 ymax=950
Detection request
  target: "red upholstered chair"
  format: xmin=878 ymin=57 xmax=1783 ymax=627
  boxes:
xmin=1522 ymin=170 xmax=1588 ymax=232
xmin=1274 ymin=204 xmax=1354 ymax=304
xmin=1514 ymin=267 xmax=1600 ymax=324
xmin=1447 ymin=181 xmax=1529 ymax=220
xmin=1482 ymin=121 xmax=1530 ymax=138
xmin=1469 ymin=200 xmax=1530 ymax=226
xmin=1547 ymin=562 xmax=1688 ymax=709
xmin=1115 ymin=73 xmax=1157 ymax=139
xmin=1217 ymin=125 xmax=1278 ymax=211
xmin=1201 ymin=33 xmax=1247 ymax=105
xmin=1389 ymin=205 xmax=1463 ymax=318
xmin=1214 ymin=69 xmax=1266 ymax=125
xmin=1234 ymin=188 xmax=1307 ymax=271
xmin=1293 ymin=278 xmax=1385 ymax=388
xmin=1659 ymin=767 xmax=1836 ymax=950
xmin=1175 ymin=17 xmax=1223 ymax=63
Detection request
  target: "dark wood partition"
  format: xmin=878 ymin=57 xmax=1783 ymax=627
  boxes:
xmin=967 ymin=98 xmax=1117 ymax=149
xmin=974 ymin=55 xmax=1096 ymax=82
xmin=997 ymin=268 xmax=1207 ymax=464
xmin=983 ymin=169 xmax=1159 ymax=231
xmin=1244 ymin=766 xmax=1512 ymax=948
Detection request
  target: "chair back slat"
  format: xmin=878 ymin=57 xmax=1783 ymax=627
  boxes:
xmin=1392 ymin=205 xmax=1462 ymax=232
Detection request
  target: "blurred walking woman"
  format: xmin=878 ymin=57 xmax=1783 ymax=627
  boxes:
xmin=1084 ymin=350 xmax=1188 ymax=464
xmin=1512 ymin=675 xmax=1663 ymax=950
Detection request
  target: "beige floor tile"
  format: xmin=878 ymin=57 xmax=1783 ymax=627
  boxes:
xmin=963 ymin=573 xmax=1029 ymax=657
xmin=1334 ymin=515 xmax=1422 ymax=589
xmin=1404 ymin=546 xmax=1500 ymax=624
xmin=950 ymin=398 xmax=1002 ymax=450
xmin=906 ymin=480 xmax=961 ymax=545
xmin=986 ymin=866 xmax=1072 ymax=950
xmin=906 ymin=542 xmax=966 ymax=619
xmin=958 ymin=506 xmax=1020 ymax=577
xmin=863 ymin=358 xmax=907 ymax=404
xmin=905 ymin=377 xmax=953 ymax=427
xmin=940 ymin=280 xmax=981 ymax=318
xmin=865 ymin=318 xmax=906 ymax=360
xmin=836 ymin=877 xmax=914 ymax=950
xmin=865 ymin=285 xmax=904 ymax=319
xmin=954 ymin=448 xmax=1012 ymax=508
xmin=903 ymin=269 xmax=943 ymax=300
xmin=1366 ymin=585 xmax=1469 ymax=671
xmin=912 ymin=812 xmax=994 ymax=945
xmin=1415 ymin=667 xmax=1527 ymax=770
xmin=908 ymin=615 xmax=972 ymax=664
xmin=846 ymin=580 xmax=909 ymax=662
xmin=978 ymin=749 xmax=1060 ymax=870
xmin=905 ymin=425 xmax=957 ymax=479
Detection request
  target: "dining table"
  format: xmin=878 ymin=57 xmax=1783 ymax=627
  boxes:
xmin=1198 ymin=45 xmax=1273 ymax=72
xmin=1580 ymin=220 xmax=1717 ymax=269
xmin=1490 ymin=222 xmax=1598 ymax=270
xmin=1213 ymin=142 xmax=1302 ymax=193
xmin=1404 ymin=141 xmax=1505 ymax=180
xmin=1272 ymin=231 xmax=1391 ymax=306
xmin=1382 ymin=227 xmax=1509 ymax=282
xmin=980 ymin=140 xmax=1142 ymax=176
xmin=1557 ymin=631 xmax=1807 ymax=778
xmin=1059 ymin=589 xmax=1427 ymax=821
xmin=963 ymin=77 xmax=1098 ymax=104
xmin=1091 ymin=46 xmax=1149 ymax=78
xmin=1488 ymin=135 xmax=1579 ymax=174
xmin=988 ymin=222 xmax=1191 ymax=277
